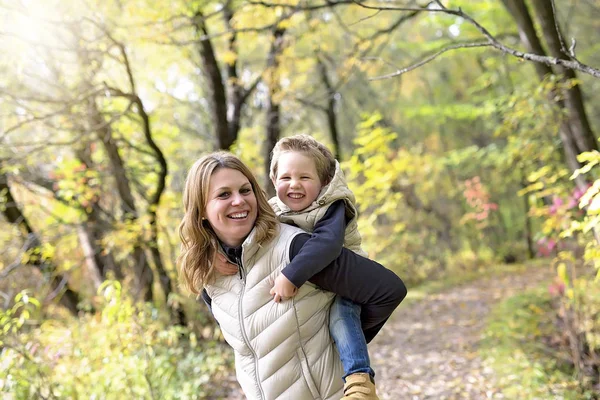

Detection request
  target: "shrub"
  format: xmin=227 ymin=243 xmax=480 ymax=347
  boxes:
xmin=0 ymin=282 xmax=233 ymax=399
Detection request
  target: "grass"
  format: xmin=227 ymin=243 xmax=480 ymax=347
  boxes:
xmin=480 ymin=287 xmax=590 ymax=399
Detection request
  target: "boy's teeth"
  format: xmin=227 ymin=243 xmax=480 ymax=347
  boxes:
xmin=289 ymin=194 xmax=304 ymax=199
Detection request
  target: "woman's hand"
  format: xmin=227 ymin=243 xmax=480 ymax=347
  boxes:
xmin=214 ymin=253 xmax=238 ymax=276
xmin=270 ymin=274 xmax=298 ymax=303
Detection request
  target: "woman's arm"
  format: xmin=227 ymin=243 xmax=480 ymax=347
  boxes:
xmin=290 ymin=234 xmax=407 ymax=343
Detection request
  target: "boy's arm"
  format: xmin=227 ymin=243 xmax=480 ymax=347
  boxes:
xmin=290 ymin=234 xmax=407 ymax=343
xmin=279 ymin=200 xmax=347 ymax=289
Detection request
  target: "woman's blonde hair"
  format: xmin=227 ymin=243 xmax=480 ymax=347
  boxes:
xmin=269 ymin=134 xmax=336 ymax=185
xmin=177 ymin=152 xmax=278 ymax=294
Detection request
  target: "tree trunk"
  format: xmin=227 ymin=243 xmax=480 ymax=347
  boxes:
xmin=74 ymin=145 xmax=123 ymax=281
xmin=529 ymin=0 xmax=598 ymax=153
xmin=501 ymin=0 xmax=597 ymax=191
xmin=223 ymin=6 xmax=244 ymax=151
xmin=193 ymin=12 xmax=233 ymax=150
xmin=89 ymin=98 xmax=154 ymax=301
xmin=316 ymin=57 xmax=342 ymax=161
xmin=263 ymin=28 xmax=286 ymax=197
xmin=110 ymin=34 xmax=179 ymax=314
xmin=391 ymin=182 xmax=456 ymax=250
xmin=520 ymin=177 xmax=536 ymax=259
xmin=131 ymin=94 xmax=183 ymax=319
xmin=193 ymin=7 xmax=261 ymax=151
xmin=76 ymin=224 xmax=103 ymax=290
xmin=0 ymin=172 xmax=81 ymax=314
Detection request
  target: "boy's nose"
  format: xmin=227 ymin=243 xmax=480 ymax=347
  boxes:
xmin=290 ymin=179 xmax=301 ymax=188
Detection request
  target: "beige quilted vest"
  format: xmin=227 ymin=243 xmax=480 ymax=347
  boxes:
xmin=269 ymin=161 xmax=367 ymax=257
xmin=205 ymin=223 xmax=344 ymax=400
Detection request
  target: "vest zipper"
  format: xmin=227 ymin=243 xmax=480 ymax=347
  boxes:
xmin=235 ymin=254 xmax=265 ymax=399
xmin=236 ymin=256 xmax=245 ymax=282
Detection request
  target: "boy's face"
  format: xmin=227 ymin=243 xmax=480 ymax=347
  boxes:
xmin=273 ymin=151 xmax=323 ymax=212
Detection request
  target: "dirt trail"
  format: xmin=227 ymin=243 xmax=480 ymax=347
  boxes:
xmin=371 ymin=266 xmax=554 ymax=399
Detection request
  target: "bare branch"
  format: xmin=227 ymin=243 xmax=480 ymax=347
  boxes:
xmin=294 ymin=96 xmax=328 ymax=112
xmin=248 ymin=0 xmax=355 ymax=10
xmin=0 ymin=235 xmax=36 ymax=279
xmin=352 ymin=2 xmax=600 ymax=79
xmin=350 ymin=1 xmax=452 ymax=13
xmin=241 ymin=75 xmax=262 ymax=105
xmin=367 ymin=10 xmax=420 ymax=41
xmin=550 ymin=0 xmax=569 ymax=57
xmin=349 ymin=9 xmax=382 ymax=26
xmin=2 ymin=102 xmax=134 ymax=148
xmin=366 ymin=42 xmax=492 ymax=80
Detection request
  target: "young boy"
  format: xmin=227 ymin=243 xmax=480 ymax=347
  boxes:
xmin=267 ymin=134 xmax=396 ymax=400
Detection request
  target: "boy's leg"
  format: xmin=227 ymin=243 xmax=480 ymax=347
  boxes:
xmin=329 ymin=296 xmax=374 ymax=380
xmin=308 ymin=247 xmax=407 ymax=343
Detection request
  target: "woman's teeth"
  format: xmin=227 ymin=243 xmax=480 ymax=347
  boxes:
xmin=229 ymin=212 xmax=248 ymax=219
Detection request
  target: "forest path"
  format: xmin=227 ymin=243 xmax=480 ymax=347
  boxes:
xmin=371 ymin=264 xmax=554 ymax=399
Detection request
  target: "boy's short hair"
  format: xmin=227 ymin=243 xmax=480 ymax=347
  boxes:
xmin=270 ymin=134 xmax=336 ymax=185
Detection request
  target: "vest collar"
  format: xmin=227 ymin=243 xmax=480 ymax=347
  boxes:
xmin=218 ymin=227 xmax=262 ymax=266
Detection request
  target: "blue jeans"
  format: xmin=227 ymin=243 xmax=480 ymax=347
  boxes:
xmin=329 ymin=296 xmax=374 ymax=380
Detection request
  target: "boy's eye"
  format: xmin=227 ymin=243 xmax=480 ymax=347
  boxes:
xmin=279 ymin=176 xmax=290 ymax=181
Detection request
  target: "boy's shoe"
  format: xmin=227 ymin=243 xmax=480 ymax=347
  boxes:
xmin=341 ymin=373 xmax=379 ymax=400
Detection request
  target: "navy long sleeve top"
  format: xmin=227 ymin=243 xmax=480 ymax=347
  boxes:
xmin=280 ymin=200 xmax=347 ymax=288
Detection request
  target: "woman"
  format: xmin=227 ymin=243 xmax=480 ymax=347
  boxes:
xmin=178 ymin=152 xmax=406 ymax=400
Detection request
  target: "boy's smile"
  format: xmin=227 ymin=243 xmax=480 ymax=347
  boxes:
xmin=273 ymin=151 xmax=323 ymax=212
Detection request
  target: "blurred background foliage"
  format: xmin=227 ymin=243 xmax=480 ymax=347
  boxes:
xmin=1 ymin=0 xmax=600 ymax=398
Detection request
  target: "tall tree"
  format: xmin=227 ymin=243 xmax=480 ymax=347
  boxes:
xmin=263 ymin=27 xmax=286 ymax=196
xmin=501 ymin=0 xmax=598 ymax=191
xmin=192 ymin=4 xmax=261 ymax=150
xmin=0 ymin=170 xmax=81 ymax=314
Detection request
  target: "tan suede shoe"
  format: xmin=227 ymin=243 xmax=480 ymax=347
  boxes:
xmin=340 ymin=373 xmax=379 ymax=400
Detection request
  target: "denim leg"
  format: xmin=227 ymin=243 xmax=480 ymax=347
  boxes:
xmin=329 ymin=295 xmax=374 ymax=380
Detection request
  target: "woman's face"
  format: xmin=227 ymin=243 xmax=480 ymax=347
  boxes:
xmin=205 ymin=167 xmax=258 ymax=247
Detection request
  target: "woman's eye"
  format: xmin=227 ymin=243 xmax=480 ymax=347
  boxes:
xmin=218 ymin=192 xmax=230 ymax=198
xmin=241 ymin=187 xmax=252 ymax=194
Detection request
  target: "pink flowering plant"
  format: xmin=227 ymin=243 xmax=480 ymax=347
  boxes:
xmin=539 ymin=150 xmax=600 ymax=382
xmin=460 ymin=176 xmax=499 ymax=230
xmin=565 ymin=151 xmax=600 ymax=274
xmin=528 ymin=179 xmax=590 ymax=259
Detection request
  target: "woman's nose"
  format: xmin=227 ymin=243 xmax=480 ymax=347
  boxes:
xmin=231 ymin=192 xmax=245 ymax=206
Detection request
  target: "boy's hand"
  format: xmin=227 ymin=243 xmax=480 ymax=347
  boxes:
xmin=270 ymin=274 xmax=298 ymax=303
xmin=214 ymin=253 xmax=238 ymax=276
